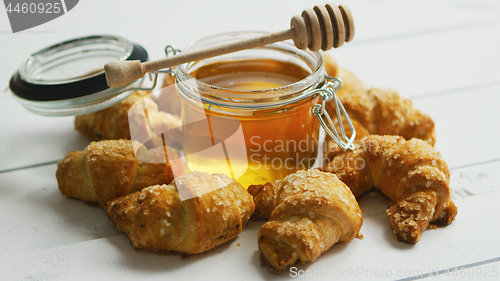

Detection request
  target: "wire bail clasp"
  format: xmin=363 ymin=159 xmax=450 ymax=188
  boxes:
xmin=130 ymin=45 xmax=182 ymax=92
xmin=312 ymin=76 xmax=356 ymax=151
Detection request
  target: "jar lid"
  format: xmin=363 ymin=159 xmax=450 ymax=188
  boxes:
xmin=9 ymin=35 xmax=148 ymax=116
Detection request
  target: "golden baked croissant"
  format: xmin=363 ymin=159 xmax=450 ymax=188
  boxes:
xmin=248 ymin=170 xmax=362 ymax=272
xmin=321 ymin=135 xmax=457 ymax=244
xmin=56 ymin=139 xmax=184 ymax=208
xmin=106 ymin=171 xmax=255 ymax=254
xmin=75 ymin=90 xmax=182 ymax=148
xmin=322 ymin=53 xmax=435 ymax=145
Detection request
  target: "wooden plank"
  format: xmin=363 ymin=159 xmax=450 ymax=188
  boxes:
xmin=0 ymin=96 xmax=90 ymax=172
xmin=330 ymin=23 xmax=500 ymax=98
xmin=417 ymin=260 xmax=500 ymax=280
xmin=1 ymin=1 xmax=499 ymax=279
xmin=0 ymin=189 xmax=497 ymax=281
xmin=1 ymin=0 xmax=499 ymax=171
xmin=0 ymin=158 xmax=498 ymax=279
xmin=412 ymin=83 xmax=500 ymax=169
xmin=0 ymin=165 xmax=120 ymax=258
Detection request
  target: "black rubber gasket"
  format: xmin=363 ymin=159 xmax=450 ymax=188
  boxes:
xmin=10 ymin=43 xmax=148 ymax=102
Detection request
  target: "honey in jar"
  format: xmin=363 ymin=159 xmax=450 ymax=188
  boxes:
xmin=176 ymin=32 xmax=329 ymax=187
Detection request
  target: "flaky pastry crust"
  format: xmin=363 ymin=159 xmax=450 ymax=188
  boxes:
xmin=107 ymin=171 xmax=255 ymax=254
xmin=56 ymin=139 xmax=183 ymax=208
xmin=321 ymin=135 xmax=457 ymax=244
xmin=248 ymin=170 xmax=362 ymax=272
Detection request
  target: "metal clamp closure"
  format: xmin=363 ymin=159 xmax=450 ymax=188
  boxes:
xmin=311 ymin=76 xmax=356 ymax=151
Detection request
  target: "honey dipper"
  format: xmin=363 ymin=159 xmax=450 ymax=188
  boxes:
xmin=105 ymin=3 xmax=354 ymax=88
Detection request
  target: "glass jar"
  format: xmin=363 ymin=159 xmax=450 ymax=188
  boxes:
xmin=175 ymin=31 xmax=336 ymax=187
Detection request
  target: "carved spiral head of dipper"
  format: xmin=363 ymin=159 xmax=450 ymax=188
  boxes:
xmin=291 ymin=4 xmax=355 ymax=51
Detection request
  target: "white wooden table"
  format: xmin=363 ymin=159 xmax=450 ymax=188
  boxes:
xmin=1 ymin=1 xmax=499 ymax=280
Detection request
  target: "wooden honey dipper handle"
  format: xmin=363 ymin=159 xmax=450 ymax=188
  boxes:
xmin=105 ymin=3 xmax=354 ymax=88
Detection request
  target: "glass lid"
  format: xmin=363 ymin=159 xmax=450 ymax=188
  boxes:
xmin=9 ymin=35 xmax=148 ymax=116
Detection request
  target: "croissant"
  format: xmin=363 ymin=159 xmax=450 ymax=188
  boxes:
xmin=56 ymin=139 xmax=184 ymax=208
xmin=106 ymin=171 xmax=255 ymax=254
xmin=321 ymin=135 xmax=457 ymax=244
xmin=322 ymin=53 xmax=435 ymax=145
xmin=74 ymin=90 xmax=182 ymax=148
xmin=248 ymin=169 xmax=362 ymax=272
